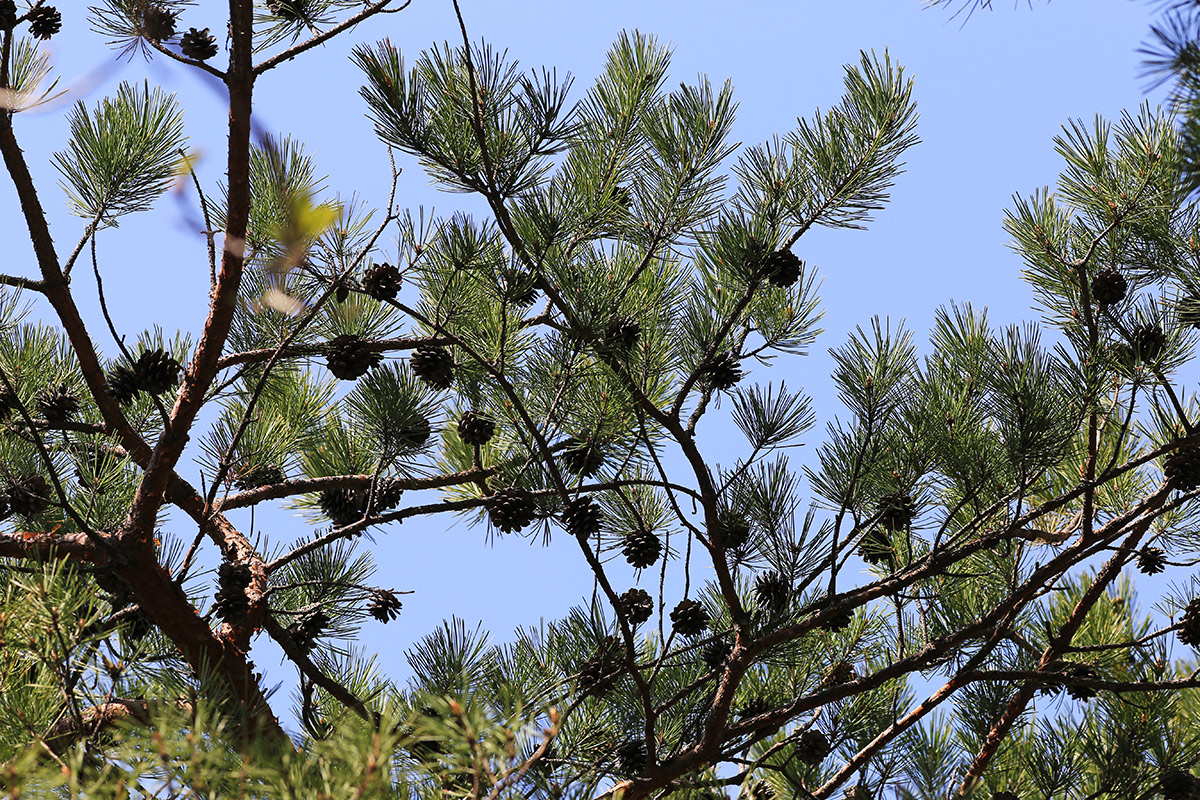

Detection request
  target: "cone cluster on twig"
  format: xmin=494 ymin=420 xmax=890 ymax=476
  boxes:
xmin=859 ymin=528 xmax=893 ymax=566
xmin=28 ymin=5 xmax=61 ymax=39
xmin=615 ymin=738 xmax=646 ymax=776
xmin=754 ymin=571 xmax=789 ymax=613
xmin=410 ymin=345 xmax=454 ymax=389
xmin=367 ymin=588 xmax=403 ymax=623
xmin=362 ymin=262 xmax=402 ymax=300
xmin=1165 ymin=445 xmax=1200 ymax=492
xmin=877 ymin=492 xmax=916 ymax=531
xmin=615 ymin=588 xmax=653 ymax=626
xmin=1161 ymin=769 xmax=1200 ymax=800
xmin=487 ymin=487 xmax=536 ymax=533
xmin=795 ymin=729 xmax=830 ymax=766
xmin=1092 ymin=268 xmax=1127 ymax=306
xmin=577 ymin=637 xmax=624 ymax=698
xmin=140 ymin=4 xmax=176 ymax=41
xmin=622 ymin=528 xmax=661 ymax=569
xmin=233 ymin=461 xmax=286 ymax=491
xmin=763 ymin=248 xmax=802 ymax=288
xmin=701 ymin=351 xmax=743 ymax=391
xmin=457 ymin=411 xmax=495 ymax=446
xmin=180 ymin=27 xmax=218 ymax=60
xmin=287 ymin=607 xmax=330 ymax=655
xmin=319 ymin=480 xmax=403 ymax=528
xmin=324 ymin=335 xmax=381 ymax=380
xmin=562 ymin=497 xmax=601 ymax=539
xmin=6 ymin=474 xmax=51 ymax=516
xmin=669 ymin=599 xmax=709 ymax=637
xmin=1137 ymin=546 xmax=1167 ymax=575
xmin=213 ymin=562 xmax=252 ymax=622
xmin=107 ymin=364 xmax=141 ymax=405
xmin=36 ymin=384 xmax=78 ymax=423
xmin=820 ymin=605 xmax=854 ymax=632
xmin=1178 ymin=597 xmax=1200 ymax=648
xmin=561 ymin=436 xmax=604 ymax=477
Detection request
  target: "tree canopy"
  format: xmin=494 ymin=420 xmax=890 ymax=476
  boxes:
xmin=2 ymin=2 xmax=1200 ymax=800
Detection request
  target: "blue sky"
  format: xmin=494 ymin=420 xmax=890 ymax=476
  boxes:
xmin=0 ymin=1 xmax=1171 ymax=694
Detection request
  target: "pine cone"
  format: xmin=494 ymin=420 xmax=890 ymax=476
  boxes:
xmin=362 ymin=262 xmax=402 ymax=300
xmin=844 ymin=785 xmax=870 ymax=800
xmin=561 ymin=436 xmax=605 ymax=477
xmin=600 ymin=317 xmax=640 ymax=355
xmin=702 ymin=351 xmax=743 ymax=391
xmin=1062 ymin=662 xmax=1100 ymax=701
xmin=1178 ymin=597 xmax=1200 ymax=647
xmin=1133 ymin=323 xmax=1167 ymax=361
xmin=563 ymin=497 xmax=601 ymax=538
xmin=622 ymin=528 xmax=662 ymax=569
xmin=487 ymin=487 xmax=536 ymax=533
xmin=738 ymin=696 xmax=770 ymax=720
xmin=701 ymin=639 xmax=731 ymax=670
xmin=213 ymin=562 xmax=252 ymax=621
xmin=669 ymin=598 xmax=709 ymax=637
xmin=233 ymin=462 xmax=285 ymax=491
xmin=386 ymin=414 xmax=431 ymax=451
xmin=754 ymin=571 xmax=789 ymax=613
xmin=320 ymin=487 xmax=366 ymax=527
xmin=36 ymin=384 xmax=78 ymax=423
xmin=457 ymin=411 xmax=496 ymax=446
xmin=373 ymin=478 xmax=404 ymax=512
xmin=763 ymin=249 xmax=802 ymax=288
xmin=991 ymin=792 xmax=1021 ymax=800
xmin=27 ymin=5 xmax=61 ymax=39
xmin=266 ymin=0 xmax=305 ymax=21
xmin=615 ymin=588 xmax=653 ymax=626
xmin=578 ymin=638 xmax=624 ymax=698
xmin=821 ymin=605 xmax=854 ymax=632
xmin=7 ymin=474 xmax=51 ymax=516
xmin=180 ymin=27 xmax=218 ymax=60
xmin=1161 ymin=769 xmax=1200 ymax=800
xmin=715 ymin=510 xmax=750 ymax=549
xmin=106 ymin=364 xmax=141 ymax=405
xmin=286 ymin=607 xmax=329 ymax=654
xmin=139 ymin=4 xmax=176 ymax=41
xmin=367 ymin=588 xmax=403 ymax=623
xmin=1137 ymin=546 xmax=1167 ymax=575
xmin=795 ymin=729 xmax=830 ymax=766
xmin=410 ymin=345 xmax=454 ymax=389
xmin=859 ymin=528 xmax=893 ymax=566
xmin=324 ymin=335 xmax=381 ymax=381
xmin=615 ymin=738 xmax=646 ymax=776
xmin=1092 ymin=268 xmax=1127 ymax=306
xmin=1165 ymin=446 xmax=1200 ymax=491
xmin=819 ymin=660 xmax=856 ymax=689
xmin=135 ymin=348 xmax=181 ymax=395
xmin=877 ymin=492 xmax=915 ymax=531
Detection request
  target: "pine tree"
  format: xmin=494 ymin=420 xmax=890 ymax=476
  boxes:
xmin=2 ymin=3 xmax=1200 ymax=800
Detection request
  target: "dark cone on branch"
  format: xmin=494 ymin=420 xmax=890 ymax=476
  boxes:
xmin=1092 ymin=268 xmax=1127 ymax=306
xmin=859 ymin=528 xmax=893 ymax=566
xmin=324 ymin=335 xmax=381 ymax=381
xmin=738 ymin=696 xmax=770 ymax=720
xmin=410 ymin=345 xmax=454 ymax=389
xmin=139 ymin=4 xmax=176 ymax=41
xmin=1161 ymin=769 xmax=1200 ymax=800
xmin=135 ymin=348 xmax=181 ymax=395
xmin=1178 ymin=597 xmax=1200 ymax=648
xmin=600 ymin=317 xmax=640 ymax=355
xmin=669 ymin=599 xmax=709 ymax=637
xmin=457 ymin=411 xmax=495 ymax=446
xmin=563 ymin=497 xmax=601 ymax=539
xmin=622 ymin=528 xmax=662 ymax=569
xmin=502 ymin=268 xmax=539 ymax=306
xmin=7 ymin=474 xmax=51 ymax=516
xmin=387 ymin=414 xmax=431 ymax=451
xmin=615 ymin=588 xmax=653 ymax=626
xmin=701 ymin=639 xmax=731 ymax=670
xmin=1137 ymin=546 xmax=1167 ymax=575
xmin=320 ymin=487 xmax=365 ymax=527
xmin=487 ymin=488 xmax=536 ymax=534
xmin=561 ymin=437 xmax=604 ymax=477
xmin=27 ymin=5 xmax=61 ymax=39
xmin=373 ymin=479 xmax=404 ymax=512
xmin=877 ymin=492 xmax=915 ymax=531
xmin=763 ymin=248 xmax=802 ymax=288
xmin=287 ymin=607 xmax=330 ymax=654
xmin=715 ymin=510 xmax=750 ymax=549
xmin=180 ymin=27 xmax=218 ymax=60
xmin=821 ymin=606 xmax=853 ymax=632
xmin=1133 ymin=323 xmax=1166 ymax=361
xmin=363 ymin=262 xmax=402 ymax=300
xmin=367 ymin=588 xmax=403 ymax=623
xmin=36 ymin=384 xmax=78 ymax=423
xmin=107 ymin=364 xmax=141 ymax=405
xmin=1062 ymin=662 xmax=1100 ymax=701
xmin=233 ymin=462 xmax=285 ymax=491
xmin=819 ymin=660 xmax=856 ymax=689
xmin=795 ymin=729 xmax=830 ymax=766
xmin=213 ymin=562 xmax=252 ymax=622
xmin=615 ymin=738 xmax=646 ymax=776
xmin=578 ymin=638 xmax=624 ymax=698
xmin=991 ymin=792 xmax=1021 ymax=800
xmin=754 ymin=571 xmax=789 ymax=613
xmin=1165 ymin=446 xmax=1200 ymax=491
xmin=702 ymin=351 xmax=743 ymax=391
